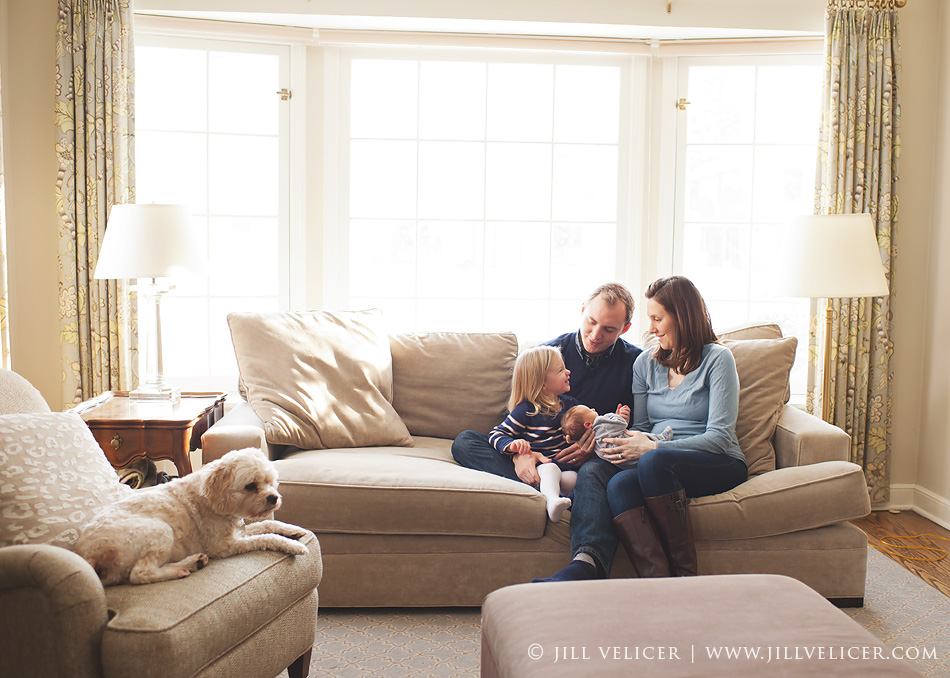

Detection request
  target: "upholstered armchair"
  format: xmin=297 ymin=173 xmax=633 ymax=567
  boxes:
xmin=0 ymin=369 xmax=322 ymax=678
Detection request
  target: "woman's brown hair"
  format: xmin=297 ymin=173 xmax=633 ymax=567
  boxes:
xmin=646 ymin=276 xmax=717 ymax=375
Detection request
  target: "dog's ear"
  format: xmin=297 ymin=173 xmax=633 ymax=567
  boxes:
xmin=200 ymin=457 xmax=237 ymax=515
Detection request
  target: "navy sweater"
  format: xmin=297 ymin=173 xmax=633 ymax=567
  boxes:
xmin=544 ymin=332 xmax=642 ymax=415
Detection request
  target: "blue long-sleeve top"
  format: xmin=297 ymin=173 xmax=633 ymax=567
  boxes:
xmin=489 ymin=394 xmax=579 ymax=456
xmin=631 ymin=343 xmax=745 ymax=464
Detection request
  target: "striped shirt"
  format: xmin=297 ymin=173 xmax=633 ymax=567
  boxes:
xmin=489 ymin=395 xmax=580 ymax=457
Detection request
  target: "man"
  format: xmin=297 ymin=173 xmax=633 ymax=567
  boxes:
xmin=451 ymin=282 xmax=641 ymax=582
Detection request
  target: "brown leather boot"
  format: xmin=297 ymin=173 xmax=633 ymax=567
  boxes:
xmin=612 ymin=507 xmax=671 ymax=578
xmin=644 ymin=489 xmax=697 ymax=577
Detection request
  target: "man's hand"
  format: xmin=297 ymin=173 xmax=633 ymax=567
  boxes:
xmin=553 ymin=427 xmax=596 ymax=466
xmin=506 ymin=439 xmax=531 ymax=455
xmin=616 ymin=404 xmax=630 ymax=425
xmin=513 ymin=452 xmax=550 ymax=485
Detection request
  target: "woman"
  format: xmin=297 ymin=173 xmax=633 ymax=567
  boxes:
xmin=600 ymin=276 xmax=747 ymax=577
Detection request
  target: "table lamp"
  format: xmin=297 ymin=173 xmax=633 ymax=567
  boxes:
xmin=772 ymin=214 xmax=889 ymax=422
xmin=94 ymin=204 xmax=205 ymax=402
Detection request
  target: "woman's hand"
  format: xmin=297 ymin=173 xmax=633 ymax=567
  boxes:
xmin=552 ymin=428 xmax=596 ymax=466
xmin=600 ymin=430 xmax=658 ymax=465
xmin=513 ymin=451 xmax=550 ymax=484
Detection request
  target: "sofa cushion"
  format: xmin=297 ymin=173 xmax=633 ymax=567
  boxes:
xmin=101 ymin=532 xmax=322 ymax=678
xmin=0 ymin=412 xmax=131 ymax=548
xmin=228 ymin=309 xmax=412 ymax=451
xmin=273 ymin=439 xmax=549 ymax=540
xmin=722 ymin=336 xmax=798 ymax=475
xmin=690 ymin=460 xmax=870 ymax=540
xmin=390 ymin=332 xmax=518 ymax=438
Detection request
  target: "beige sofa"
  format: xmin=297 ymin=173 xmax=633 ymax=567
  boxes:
xmin=203 ymin=314 xmax=872 ymax=608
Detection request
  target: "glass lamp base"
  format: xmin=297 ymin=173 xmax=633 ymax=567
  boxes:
xmin=130 ymin=385 xmax=181 ymax=403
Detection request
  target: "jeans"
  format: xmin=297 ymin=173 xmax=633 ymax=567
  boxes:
xmin=451 ymin=430 xmax=520 ymax=482
xmin=453 ymin=431 xmax=622 ymax=575
xmin=606 ymin=448 xmax=748 ymax=516
xmin=569 ymin=457 xmax=623 ymax=575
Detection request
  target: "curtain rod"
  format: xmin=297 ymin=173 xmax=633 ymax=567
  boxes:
xmin=828 ymin=0 xmax=907 ymax=8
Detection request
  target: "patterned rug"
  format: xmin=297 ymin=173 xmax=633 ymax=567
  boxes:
xmin=843 ymin=546 xmax=950 ymax=678
xmin=283 ymin=547 xmax=948 ymax=678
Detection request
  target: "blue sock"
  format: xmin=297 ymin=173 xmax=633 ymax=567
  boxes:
xmin=532 ymin=559 xmax=599 ymax=583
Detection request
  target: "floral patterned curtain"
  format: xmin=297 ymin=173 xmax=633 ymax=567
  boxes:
xmin=0 ymin=68 xmax=9 ymax=370
xmin=813 ymin=1 xmax=900 ymax=502
xmin=55 ymin=0 xmax=137 ymax=404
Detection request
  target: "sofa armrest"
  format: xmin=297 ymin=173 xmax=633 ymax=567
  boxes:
xmin=0 ymin=544 xmax=108 ymax=678
xmin=773 ymin=405 xmax=851 ymax=468
xmin=201 ymin=401 xmax=272 ymax=464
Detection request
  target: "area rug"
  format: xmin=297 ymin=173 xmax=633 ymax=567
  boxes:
xmin=842 ymin=546 xmax=950 ymax=678
xmin=282 ymin=548 xmax=948 ymax=678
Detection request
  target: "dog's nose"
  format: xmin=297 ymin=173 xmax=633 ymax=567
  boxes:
xmin=267 ymin=494 xmax=279 ymax=505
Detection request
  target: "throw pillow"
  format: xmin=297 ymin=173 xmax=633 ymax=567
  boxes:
xmin=0 ymin=412 xmax=131 ymax=548
xmin=640 ymin=322 xmax=784 ymax=352
xmin=390 ymin=332 xmax=518 ymax=439
xmin=722 ymin=336 xmax=798 ymax=476
xmin=0 ymin=368 xmax=52 ymax=414
xmin=718 ymin=322 xmax=783 ymax=341
xmin=229 ymin=309 xmax=413 ymax=451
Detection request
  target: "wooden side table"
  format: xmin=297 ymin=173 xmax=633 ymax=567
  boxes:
xmin=79 ymin=392 xmax=226 ymax=476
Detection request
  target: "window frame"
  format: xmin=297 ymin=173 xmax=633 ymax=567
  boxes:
xmin=133 ymin=28 xmax=305 ymax=393
xmin=321 ymin=45 xmax=650 ymax=341
xmin=669 ymin=51 xmax=825 ymax=403
xmin=130 ymin=17 xmax=826 ymax=395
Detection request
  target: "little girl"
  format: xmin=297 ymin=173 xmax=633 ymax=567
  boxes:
xmin=488 ymin=345 xmax=581 ymax=522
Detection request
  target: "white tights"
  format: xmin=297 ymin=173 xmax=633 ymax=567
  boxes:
xmin=537 ymin=463 xmax=577 ymax=522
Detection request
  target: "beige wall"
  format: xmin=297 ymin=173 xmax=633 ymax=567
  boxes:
xmin=1 ymin=0 xmax=63 ymax=410
xmin=889 ymin=2 xmax=939 ymax=494
xmin=916 ymin=0 xmax=950 ymax=516
xmin=2 ymin=0 xmax=948 ymax=517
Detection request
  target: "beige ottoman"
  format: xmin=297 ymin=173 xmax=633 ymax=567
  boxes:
xmin=481 ymin=575 xmax=917 ymax=677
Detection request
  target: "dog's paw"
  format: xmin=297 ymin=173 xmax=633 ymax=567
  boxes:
xmin=282 ymin=539 xmax=309 ymax=556
xmin=195 ymin=553 xmax=209 ymax=570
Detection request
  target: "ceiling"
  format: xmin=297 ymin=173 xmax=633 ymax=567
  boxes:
xmin=137 ymin=11 xmax=822 ymax=41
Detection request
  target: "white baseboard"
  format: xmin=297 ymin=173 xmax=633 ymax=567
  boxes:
xmin=873 ymin=483 xmax=950 ymax=531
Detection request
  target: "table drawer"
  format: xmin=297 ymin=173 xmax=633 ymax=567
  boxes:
xmin=89 ymin=426 xmax=146 ymax=468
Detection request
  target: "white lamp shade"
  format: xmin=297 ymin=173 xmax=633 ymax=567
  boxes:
xmin=94 ymin=204 xmax=206 ymax=280
xmin=772 ymin=214 xmax=889 ymax=299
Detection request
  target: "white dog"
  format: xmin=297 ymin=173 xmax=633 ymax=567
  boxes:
xmin=75 ymin=448 xmax=309 ymax=585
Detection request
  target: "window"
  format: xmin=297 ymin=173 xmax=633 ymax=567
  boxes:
xmin=329 ymin=49 xmax=639 ymax=344
xmin=673 ymin=55 xmax=824 ymax=398
xmin=130 ymin=24 xmax=823 ymax=396
xmin=134 ymin=35 xmax=292 ymax=391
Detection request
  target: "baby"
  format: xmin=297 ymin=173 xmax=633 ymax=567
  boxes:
xmin=561 ymin=404 xmax=673 ymax=470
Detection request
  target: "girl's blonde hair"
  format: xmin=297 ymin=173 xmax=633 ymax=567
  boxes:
xmin=509 ymin=346 xmax=565 ymax=418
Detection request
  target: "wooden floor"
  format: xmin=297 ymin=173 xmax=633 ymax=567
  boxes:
xmin=852 ymin=510 xmax=950 ymax=598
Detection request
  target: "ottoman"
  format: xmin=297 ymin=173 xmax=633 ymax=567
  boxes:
xmin=481 ymin=575 xmax=917 ymax=677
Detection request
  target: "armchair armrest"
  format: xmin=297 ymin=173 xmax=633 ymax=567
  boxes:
xmin=0 ymin=544 xmax=108 ymax=678
xmin=201 ymin=401 xmax=271 ymax=463
xmin=773 ymin=404 xmax=851 ymax=468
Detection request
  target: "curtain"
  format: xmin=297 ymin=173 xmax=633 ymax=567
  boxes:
xmin=55 ymin=0 xmax=137 ymax=404
xmin=0 ymin=68 xmax=9 ymax=370
xmin=813 ymin=2 xmax=900 ymax=502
